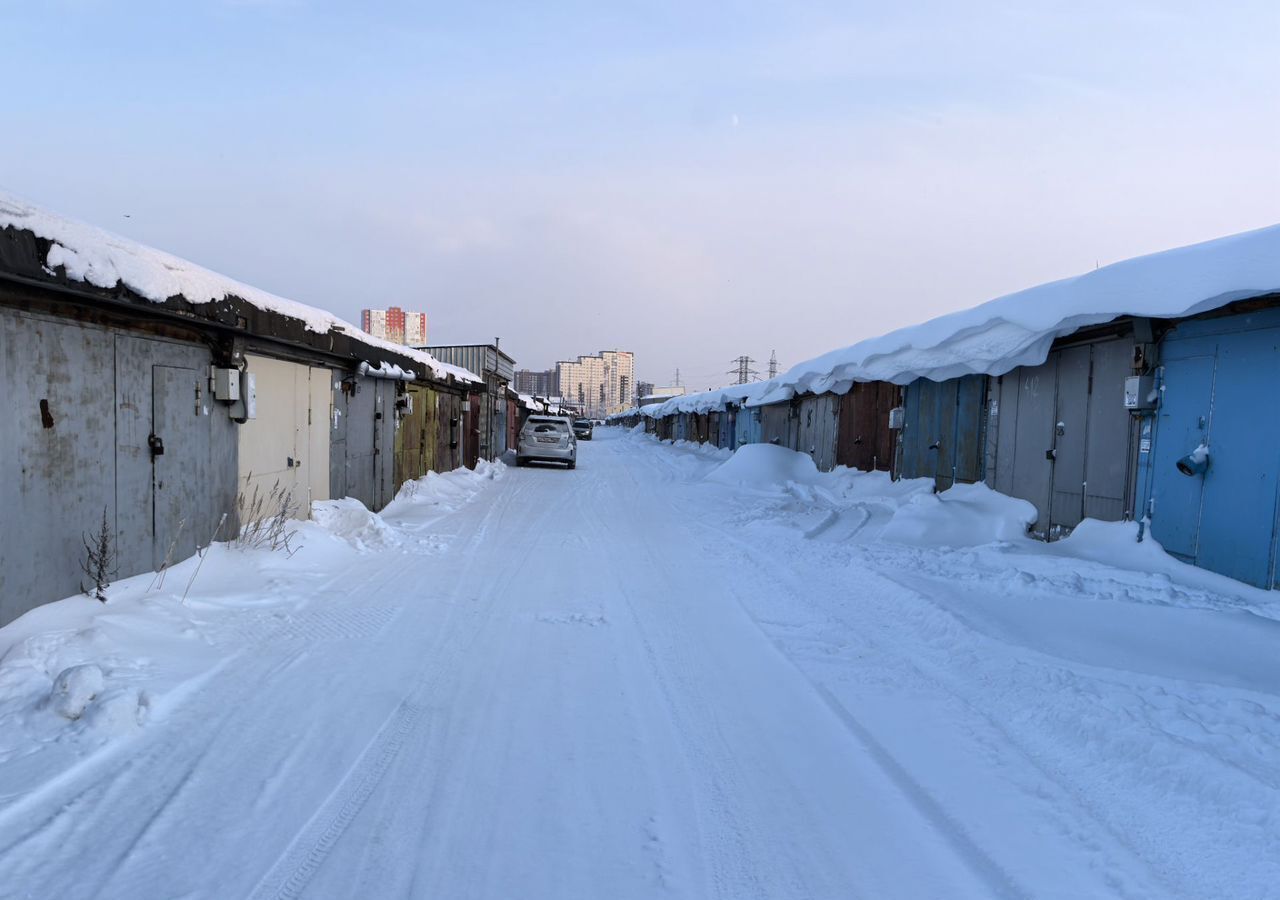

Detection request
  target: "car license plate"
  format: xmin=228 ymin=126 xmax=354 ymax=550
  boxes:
xmin=537 ymin=437 xmax=557 ymax=443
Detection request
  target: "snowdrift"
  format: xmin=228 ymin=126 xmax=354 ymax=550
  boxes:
xmin=702 ymin=445 xmax=1036 ymax=548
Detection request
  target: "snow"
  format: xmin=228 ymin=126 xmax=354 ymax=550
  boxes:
xmin=1 ymin=434 xmax=1278 ymax=898
xmin=0 ymin=189 xmax=481 ymax=385
xmin=756 ymin=223 xmax=1280 ymax=403
xmin=47 ymin=664 xmax=104 ymax=720
xmin=356 ymin=360 xmax=416 ymax=381
xmin=633 ymin=224 xmax=1280 ymax=419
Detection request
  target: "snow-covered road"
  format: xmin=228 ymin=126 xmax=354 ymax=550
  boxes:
xmin=2 ymin=428 xmax=1278 ymax=899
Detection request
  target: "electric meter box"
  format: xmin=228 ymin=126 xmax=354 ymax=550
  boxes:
xmin=230 ymin=372 xmax=257 ymax=420
xmin=1124 ymin=375 xmax=1156 ymax=411
xmin=887 ymin=406 xmax=905 ymax=429
xmin=212 ymin=367 xmax=241 ymax=401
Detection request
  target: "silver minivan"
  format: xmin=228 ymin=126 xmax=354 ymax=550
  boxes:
xmin=516 ymin=416 xmax=577 ymax=469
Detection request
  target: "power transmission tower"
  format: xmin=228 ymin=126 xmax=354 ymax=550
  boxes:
xmin=767 ymin=350 xmax=779 ymax=379
xmin=728 ymin=355 xmax=759 ymax=385
xmin=673 ymin=368 xmax=682 ymax=387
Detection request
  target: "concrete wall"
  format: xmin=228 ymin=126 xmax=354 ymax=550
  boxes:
xmin=0 ymin=307 xmax=237 ymax=625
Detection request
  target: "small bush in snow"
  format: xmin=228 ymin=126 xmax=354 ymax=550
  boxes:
xmin=80 ymin=507 xmax=117 ymax=603
xmin=232 ymin=477 xmax=300 ymax=555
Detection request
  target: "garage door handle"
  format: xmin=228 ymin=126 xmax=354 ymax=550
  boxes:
xmin=1045 ymin=449 xmax=1056 ymax=460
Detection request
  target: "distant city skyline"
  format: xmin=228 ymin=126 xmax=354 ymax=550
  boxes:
xmin=3 ymin=3 xmax=1276 ymax=384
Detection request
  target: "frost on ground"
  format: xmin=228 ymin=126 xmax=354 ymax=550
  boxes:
xmin=0 ymin=434 xmax=1276 ymax=900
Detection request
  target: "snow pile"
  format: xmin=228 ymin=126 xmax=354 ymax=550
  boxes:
xmin=877 ymin=482 xmax=1038 ymax=547
xmin=311 ymin=498 xmax=402 ymax=552
xmin=381 ymin=460 xmax=506 ymax=527
xmin=47 ymin=663 xmax=104 ymax=720
xmin=699 ymin=445 xmax=1034 ymax=547
xmin=758 ymin=223 xmax=1280 ymax=402
xmin=0 ymin=190 xmax=480 ymax=385
xmin=705 ymin=443 xmax=822 ymax=487
xmin=0 ymin=458 xmax=505 ymax=803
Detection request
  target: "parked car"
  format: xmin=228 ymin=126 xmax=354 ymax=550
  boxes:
xmin=516 ymin=416 xmax=577 ymax=468
xmin=573 ymin=418 xmax=594 ymax=440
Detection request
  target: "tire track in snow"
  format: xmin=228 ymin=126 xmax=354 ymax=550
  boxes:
xmin=671 ymin=474 xmax=1174 ymax=899
xmin=248 ymin=700 xmax=425 ymax=900
xmin=240 ymin=464 xmax=550 ymax=898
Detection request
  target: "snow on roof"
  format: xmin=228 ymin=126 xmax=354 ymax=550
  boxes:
xmin=643 ymin=379 xmax=777 ymax=418
xmin=0 ymin=190 xmax=481 ymax=385
xmin=756 ymin=223 xmax=1280 ymax=404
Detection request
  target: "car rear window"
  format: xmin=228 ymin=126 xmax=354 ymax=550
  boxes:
xmin=527 ymin=421 xmax=568 ymax=433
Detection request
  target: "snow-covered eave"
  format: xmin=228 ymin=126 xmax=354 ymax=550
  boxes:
xmin=771 ymin=224 xmax=1280 ymax=395
xmin=0 ymin=190 xmax=481 ymax=388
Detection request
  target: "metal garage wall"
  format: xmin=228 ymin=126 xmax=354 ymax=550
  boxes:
xmin=394 ymin=384 xmax=433 ymax=487
xmin=989 ymin=337 xmax=1135 ymax=537
xmin=836 ymin=382 xmax=899 ymax=473
xmin=331 ymin=374 xmax=398 ymax=509
xmin=1143 ymin=307 xmax=1280 ymax=588
xmin=735 ymin=406 xmax=762 ymax=447
xmin=435 ymin=391 xmax=464 ymax=472
xmin=240 ymin=354 xmax=331 ymax=518
xmin=760 ymin=401 xmax=797 ymax=449
xmin=719 ymin=408 xmax=736 ymax=450
xmin=796 ymin=393 xmax=840 ymax=471
xmin=899 ymin=375 xmax=987 ymax=491
xmin=0 ymin=309 xmax=237 ymax=626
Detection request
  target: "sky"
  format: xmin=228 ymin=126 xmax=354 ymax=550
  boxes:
xmin=3 ymin=1 xmax=1278 ymax=391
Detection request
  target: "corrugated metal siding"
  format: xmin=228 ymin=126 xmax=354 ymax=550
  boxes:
xmin=836 ymin=382 xmax=899 ymax=472
xmin=760 ymin=401 xmax=796 ymax=448
xmin=719 ymin=408 xmax=736 ymax=450
xmin=1144 ymin=308 xmax=1280 ymax=588
xmin=796 ymin=393 xmax=840 ymax=471
xmin=736 ymin=407 xmax=762 ymax=446
xmin=899 ymin=375 xmax=987 ymax=491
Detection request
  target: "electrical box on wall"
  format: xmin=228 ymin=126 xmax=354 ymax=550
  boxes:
xmin=887 ymin=406 xmax=905 ymax=429
xmin=1124 ymin=375 xmax=1157 ymax=411
xmin=230 ymin=372 xmax=257 ymax=420
xmin=211 ymin=367 xmax=241 ymax=401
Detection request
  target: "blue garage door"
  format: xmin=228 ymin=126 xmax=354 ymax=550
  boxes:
xmin=1148 ymin=312 xmax=1280 ymax=588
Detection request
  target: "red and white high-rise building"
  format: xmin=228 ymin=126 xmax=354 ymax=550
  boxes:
xmin=360 ymin=306 xmax=428 ymax=346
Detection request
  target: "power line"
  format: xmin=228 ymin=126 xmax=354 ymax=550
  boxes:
xmin=727 ymin=355 xmax=759 ymax=385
